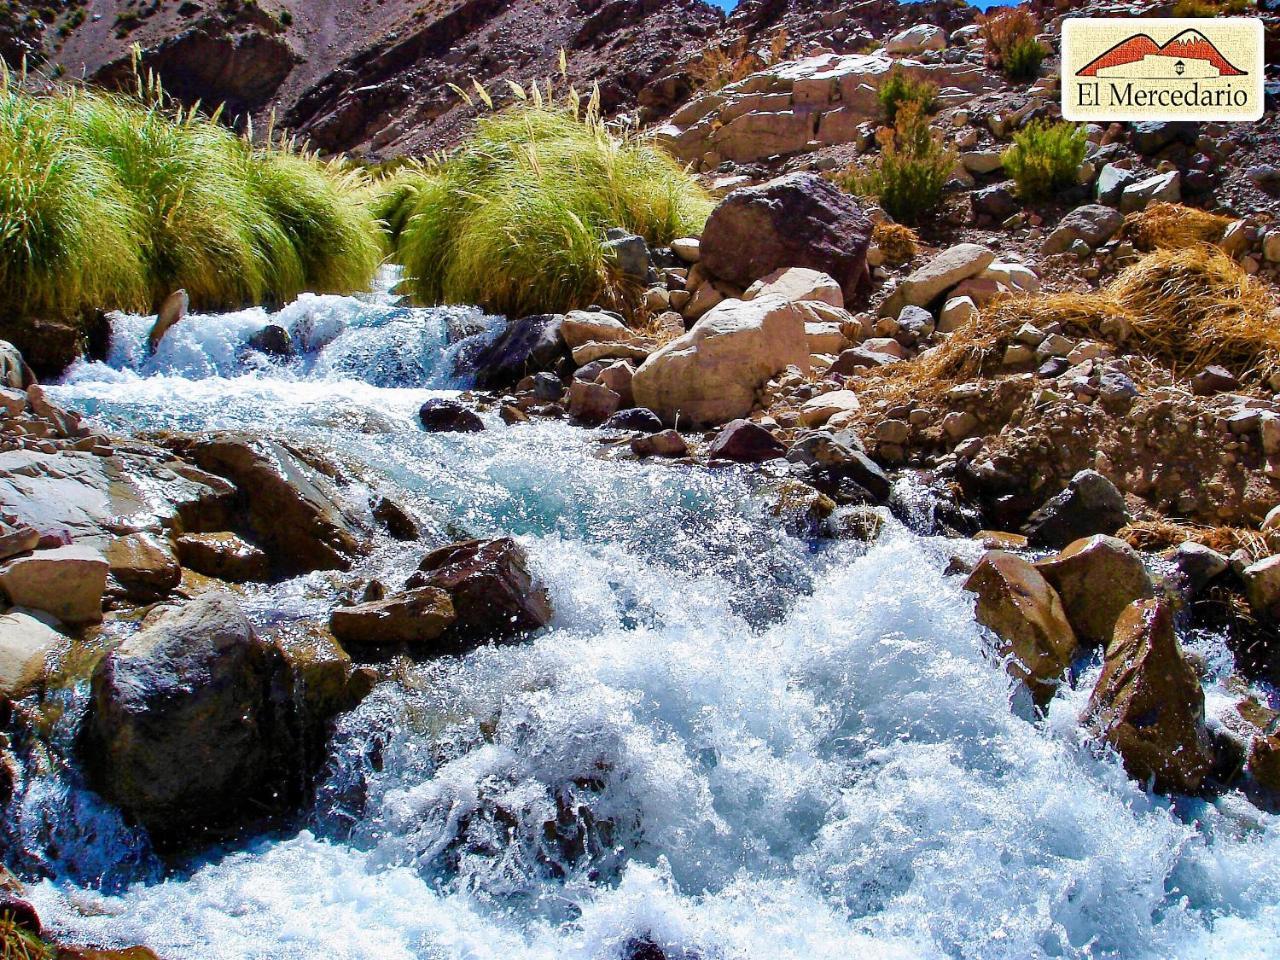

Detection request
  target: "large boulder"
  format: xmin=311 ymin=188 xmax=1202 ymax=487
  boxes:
xmin=1022 ymin=470 xmax=1130 ymax=549
xmin=1035 ymin=535 xmax=1155 ymax=648
xmin=329 ymin=587 xmax=456 ymax=649
xmin=455 ymin=314 xmax=567 ymax=389
xmin=0 ymin=610 xmax=68 ymax=699
xmin=406 ymin=538 xmax=552 ymax=646
xmin=0 ymin=545 xmax=108 ymax=625
xmin=0 ymin=340 xmax=34 ymax=389
xmin=963 ymin=550 xmax=1079 ymax=703
xmin=1086 ymin=599 xmax=1215 ymax=794
xmin=699 ymin=174 xmax=873 ymax=304
xmin=632 ymin=295 xmax=810 ymax=427
xmin=85 ymin=594 xmax=296 ymax=843
xmin=879 ymin=243 xmax=995 ymax=318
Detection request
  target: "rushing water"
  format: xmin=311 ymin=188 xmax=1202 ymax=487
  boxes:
xmin=8 ymin=279 xmax=1280 ymax=959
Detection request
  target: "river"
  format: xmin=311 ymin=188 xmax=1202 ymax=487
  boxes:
xmin=6 ymin=278 xmax=1279 ymax=959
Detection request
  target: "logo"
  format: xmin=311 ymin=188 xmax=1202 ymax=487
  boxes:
xmin=1062 ymin=18 xmax=1263 ymax=122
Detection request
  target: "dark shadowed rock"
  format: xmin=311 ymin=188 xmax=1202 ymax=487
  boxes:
xmin=1022 ymin=470 xmax=1130 ymax=549
xmin=604 ymin=407 xmax=665 ymax=432
xmin=406 ymin=538 xmax=552 ymax=645
xmin=631 ymin=429 xmax=688 ymax=458
xmin=419 ymin=398 xmax=485 ymax=433
xmin=1086 ymin=598 xmax=1215 ymax=794
xmin=699 ymin=173 xmax=873 ymax=304
xmin=708 ymin=419 xmax=786 ymax=463
xmin=372 ymin=496 xmax=422 ymax=541
xmin=247 ymin=324 xmax=295 ymax=357
xmin=787 ymin=432 xmax=889 ymax=503
xmin=176 ymin=532 xmax=270 ymax=583
xmin=456 ymin=314 xmax=567 ymax=389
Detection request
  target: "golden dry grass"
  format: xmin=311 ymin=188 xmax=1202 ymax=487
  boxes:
xmin=1122 ymin=202 xmax=1233 ymax=252
xmin=872 ymin=222 xmax=918 ymax=265
xmin=1118 ymin=519 xmax=1268 ymax=559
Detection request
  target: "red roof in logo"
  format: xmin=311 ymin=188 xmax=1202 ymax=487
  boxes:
xmin=1077 ymin=29 xmax=1247 ymax=77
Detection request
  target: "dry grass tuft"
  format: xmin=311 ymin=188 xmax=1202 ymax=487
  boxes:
xmin=1118 ymin=519 xmax=1268 ymax=559
xmin=1123 ymin=203 xmax=1233 ymax=252
xmin=872 ymin=222 xmax=918 ymax=265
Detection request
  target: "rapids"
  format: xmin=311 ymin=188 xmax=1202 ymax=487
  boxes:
xmin=7 ymin=280 xmax=1280 ymax=959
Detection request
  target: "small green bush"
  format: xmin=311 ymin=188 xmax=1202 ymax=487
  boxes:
xmin=877 ymin=67 xmax=936 ymax=125
xmin=389 ymin=102 xmax=711 ymax=316
xmin=1003 ymin=37 xmax=1047 ymax=81
xmin=845 ymin=102 xmax=954 ymax=226
xmin=1002 ymin=120 xmax=1087 ymax=202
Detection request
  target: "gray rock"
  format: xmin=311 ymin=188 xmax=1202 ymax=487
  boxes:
xmin=1022 ymin=469 xmax=1130 ymax=549
xmin=1119 ymin=171 xmax=1180 ymax=213
xmin=1042 ymin=204 xmax=1124 ymax=255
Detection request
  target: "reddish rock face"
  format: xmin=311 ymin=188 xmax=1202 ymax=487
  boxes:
xmin=699 ymin=174 xmax=873 ymax=306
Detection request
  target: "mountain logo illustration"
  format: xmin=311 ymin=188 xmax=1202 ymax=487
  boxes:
xmin=1076 ymin=28 xmax=1247 ymax=79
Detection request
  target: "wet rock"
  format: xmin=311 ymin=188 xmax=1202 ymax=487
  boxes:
xmin=604 ymin=408 xmax=664 ymax=433
xmin=708 ymin=419 xmax=786 ymax=463
xmin=530 ymin=372 xmax=565 ymax=402
xmin=372 ymin=496 xmax=422 ymax=541
xmin=1041 ymin=205 xmax=1124 ymax=255
xmin=1022 ymin=470 xmax=1130 ymax=550
xmin=419 ymin=398 xmax=485 ymax=433
xmin=0 ymin=545 xmax=108 ymax=625
xmin=247 ymin=324 xmax=295 ymax=358
xmin=0 ymin=887 xmax=40 ymax=935
xmin=1170 ymin=541 xmax=1229 ymax=598
xmin=0 ymin=609 xmax=68 ymax=699
xmin=964 ymin=550 xmax=1079 ymax=703
xmin=770 ymin=479 xmax=836 ymax=538
xmin=176 ymin=532 xmax=270 ymax=583
xmin=561 ymin=310 xmax=634 ymax=350
xmin=1035 ymin=536 xmax=1154 ymax=648
xmin=633 ymin=296 xmax=810 ymax=427
xmin=457 ymin=314 xmax=567 ymax=389
xmin=630 ymin=429 xmax=688 ymax=458
xmin=0 ymin=340 xmax=34 ymax=389
xmin=880 ymin=243 xmax=995 ymax=318
xmin=568 ymin=380 xmax=623 ymax=425
xmin=104 ymin=532 xmax=181 ymax=600
xmin=407 ymin=538 xmax=552 ymax=645
xmin=1241 ymin=555 xmax=1280 ymax=618
xmin=85 ymin=593 xmax=301 ymax=844
xmin=787 ymin=432 xmax=890 ymax=504
xmin=699 ymin=174 xmax=872 ymax=304
xmin=329 ymin=587 xmax=457 ymax=648
xmin=1086 ymin=598 xmax=1215 ymax=794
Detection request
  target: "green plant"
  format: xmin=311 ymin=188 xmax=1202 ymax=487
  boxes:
xmin=1003 ymin=37 xmax=1048 ymax=81
xmin=876 ymin=66 xmax=936 ymax=125
xmin=390 ymin=94 xmax=711 ymax=316
xmin=1001 ymin=120 xmax=1087 ymax=201
xmin=0 ymin=915 xmax=52 ymax=960
xmin=845 ymin=102 xmax=954 ymax=226
xmin=978 ymin=8 xmax=1045 ymax=79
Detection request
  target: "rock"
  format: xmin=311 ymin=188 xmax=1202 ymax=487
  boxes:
xmin=530 ymin=372 xmax=565 ymax=402
xmin=176 ymin=532 xmax=270 ymax=583
xmin=105 ymin=532 xmax=181 ymax=599
xmin=1035 ymin=536 xmax=1154 ymax=648
xmin=707 ymin=419 xmax=786 ymax=463
xmin=770 ymin=479 xmax=836 ymax=537
xmin=1022 ymin=470 xmax=1130 ymax=549
xmin=887 ymin=24 xmax=946 ymax=54
xmin=0 ymin=609 xmax=68 ymax=699
xmin=963 ymin=550 xmax=1078 ymax=702
xmin=1242 ymin=555 xmax=1280 ymax=618
xmin=787 ymin=432 xmax=890 ymax=503
xmin=602 ymin=231 xmax=651 ymax=282
xmin=568 ymin=380 xmax=622 ymax=424
xmin=406 ymin=538 xmax=552 ymax=644
xmin=799 ymin=389 xmax=860 ymax=427
xmin=1095 ymin=163 xmax=1141 ymax=205
xmin=1041 ymin=204 xmax=1124 ymax=255
xmin=180 ymin=434 xmax=369 ymax=574
xmin=457 ymin=314 xmax=567 ymax=389
xmin=895 ymin=305 xmax=934 ymax=344
xmin=560 ymin=310 xmax=634 ymax=350
xmin=1119 ymin=171 xmax=1181 ymax=213
xmin=371 ymin=496 xmax=422 ymax=541
xmin=938 ymin=296 xmax=978 ymax=333
xmin=0 ymin=340 xmax=34 ymax=389
xmin=0 ymin=545 xmax=108 ymax=625
xmin=604 ymin=407 xmax=664 ymax=432
xmin=831 ymin=346 xmax=900 ymax=374
xmin=743 ymin=267 xmax=843 ymax=308
xmin=671 ymin=238 xmax=701 ymax=263
xmin=1171 ymin=541 xmax=1229 ymax=598
xmin=570 ymin=340 xmax=653 ymax=366
xmin=1192 ymin=365 xmax=1239 ymax=395
xmin=632 ymin=295 xmax=810 ymax=427
xmin=148 ymin=289 xmax=188 ymax=353
xmin=247 ymin=324 xmax=294 ymax=357
xmin=630 ymin=429 xmax=688 ymax=458
xmin=699 ymin=174 xmax=872 ymax=304
xmin=879 ymin=243 xmax=995 ymax=318
xmin=329 ymin=587 xmax=456 ymax=648
xmin=0 ymin=522 xmax=39 ymax=563
xmin=1086 ymin=599 xmax=1215 ymax=794
xmin=971 ymin=184 xmax=1019 ymax=220
xmin=941 ymin=410 xmax=977 ymax=439
xmin=419 ymin=398 xmax=485 ymax=433
xmin=1129 ymin=120 xmax=1196 ymax=156
xmin=85 ymin=594 xmax=301 ymax=843
xmin=596 ymin=361 xmax=635 ymax=408
xmin=960 ymin=150 xmax=1003 ymax=175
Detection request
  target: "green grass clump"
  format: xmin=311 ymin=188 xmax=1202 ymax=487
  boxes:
xmin=845 ymin=102 xmax=954 ymax=226
xmin=385 ymin=102 xmax=712 ymax=317
xmin=1003 ymin=37 xmax=1048 ymax=81
xmin=877 ymin=67 xmax=936 ymax=125
xmin=1002 ymin=120 xmax=1088 ymax=201
xmin=0 ymin=70 xmax=384 ymax=330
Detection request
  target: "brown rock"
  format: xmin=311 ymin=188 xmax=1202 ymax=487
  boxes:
xmin=329 ymin=587 xmax=456 ymax=648
xmin=568 ymin=379 xmax=623 ymax=424
xmin=963 ymin=550 xmax=1078 ymax=702
xmin=1035 ymin=535 xmax=1155 ymax=649
xmin=1086 ymin=599 xmax=1215 ymax=795
xmin=0 ymin=545 xmax=108 ymax=625
xmin=176 ymin=532 xmax=270 ymax=583
xmin=630 ymin=429 xmax=688 ymax=458
xmin=707 ymin=419 xmax=786 ymax=463
xmin=105 ymin=533 xmax=181 ymax=599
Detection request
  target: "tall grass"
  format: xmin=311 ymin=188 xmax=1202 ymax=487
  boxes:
xmin=0 ymin=69 xmax=383 ymax=328
xmin=382 ymin=100 xmax=712 ymax=317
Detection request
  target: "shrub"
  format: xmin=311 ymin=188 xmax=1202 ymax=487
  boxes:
xmin=845 ymin=102 xmax=954 ymax=226
xmin=392 ymin=101 xmax=711 ymax=316
xmin=1122 ymin=202 xmax=1233 ymax=252
xmin=689 ymin=29 xmax=789 ymax=92
xmin=872 ymin=221 xmax=918 ymax=265
xmin=876 ymin=67 xmax=937 ymax=125
xmin=1001 ymin=120 xmax=1087 ymax=201
xmin=978 ymin=8 xmax=1045 ymax=78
